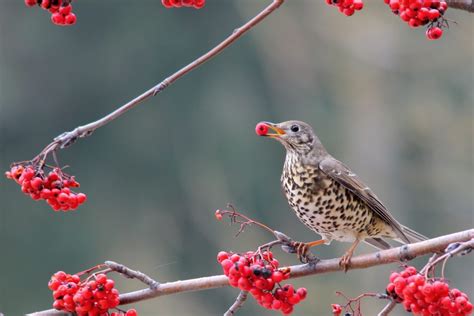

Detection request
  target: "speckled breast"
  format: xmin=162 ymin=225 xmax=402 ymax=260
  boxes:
xmin=280 ymin=157 xmax=374 ymax=242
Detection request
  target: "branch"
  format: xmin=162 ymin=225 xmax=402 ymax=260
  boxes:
xmin=29 ymin=229 xmax=474 ymax=315
xmin=446 ymin=0 xmax=474 ymax=12
xmin=35 ymin=0 xmax=284 ymax=157
xmin=105 ymin=261 xmax=160 ymax=289
xmin=378 ymin=301 xmax=397 ymax=316
xmin=224 ymin=291 xmax=249 ymax=316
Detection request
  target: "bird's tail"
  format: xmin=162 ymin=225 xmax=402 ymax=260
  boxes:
xmin=400 ymin=225 xmax=428 ymax=243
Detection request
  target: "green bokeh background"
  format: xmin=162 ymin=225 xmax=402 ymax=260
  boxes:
xmin=0 ymin=1 xmax=473 ymax=315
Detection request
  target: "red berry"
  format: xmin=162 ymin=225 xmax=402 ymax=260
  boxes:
xmin=170 ymin=0 xmax=183 ymax=7
xmin=126 ymin=309 xmax=138 ymax=316
xmin=296 ymin=288 xmax=307 ymax=300
xmin=51 ymin=12 xmax=64 ymax=24
xmin=59 ymin=5 xmax=72 ymax=15
xmin=272 ymin=299 xmax=282 ymax=310
xmin=332 ymin=303 xmax=343 ymax=315
xmin=255 ymin=122 xmax=269 ymax=136
xmin=221 ymin=259 xmax=233 ymax=274
xmin=215 ymin=209 xmax=223 ymax=221
xmin=238 ymin=277 xmax=252 ymax=291
xmin=193 ymin=0 xmax=205 ymax=9
xmin=162 ymin=0 xmax=172 ymax=8
xmin=272 ymin=271 xmax=284 ymax=283
xmin=426 ymin=26 xmax=443 ymax=40
xmin=217 ymin=251 xmax=229 ymax=263
xmin=353 ymin=0 xmax=364 ymax=10
xmin=25 ymin=0 xmax=37 ymax=6
xmin=65 ymin=13 xmax=77 ymax=25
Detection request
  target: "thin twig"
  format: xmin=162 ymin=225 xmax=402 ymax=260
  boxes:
xmin=420 ymin=238 xmax=474 ymax=278
xmin=218 ymin=205 xmax=275 ymax=235
xmin=378 ymin=301 xmax=397 ymax=316
xmin=32 ymin=0 xmax=284 ymax=159
xmin=28 ymin=229 xmax=474 ymax=315
xmin=335 ymin=291 xmax=390 ymax=315
xmin=223 ymin=291 xmax=249 ymax=316
xmin=105 ymin=261 xmax=160 ymax=289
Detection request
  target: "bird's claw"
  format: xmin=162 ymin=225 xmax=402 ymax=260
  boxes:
xmin=294 ymin=241 xmax=309 ymax=263
xmin=281 ymin=241 xmax=320 ymax=264
xmin=339 ymin=253 xmax=352 ymax=272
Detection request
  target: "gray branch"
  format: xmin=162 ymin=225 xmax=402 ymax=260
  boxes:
xmin=28 ymin=229 xmax=474 ymax=315
xmin=223 ymin=291 xmax=249 ymax=316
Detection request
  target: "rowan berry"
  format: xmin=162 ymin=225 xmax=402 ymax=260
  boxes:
xmin=126 ymin=309 xmax=138 ymax=316
xmin=386 ymin=266 xmax=472 ymax=315
xmin=6 ymin=164 xmax=87 ymax=211
xmin=24 ymin=0 xmax=77 ymax=26
xmin=326 ymin=0 xmax=364 ymax=16
xmin=426 ymin=26 xmax=443 ymax=40
xmin=384 ymin=0 xmax=448 ymax=40
xmin=332 ymin=303 xmax=343 ymax=315
xmin=218 ymin=250 xmax=305 ymax=314
xmin=255 ymin=122 xmax=269 ymax=136
xmin=162 ymin=0 xmax=205 ymax=9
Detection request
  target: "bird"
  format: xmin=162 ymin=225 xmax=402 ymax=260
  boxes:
xmin=256 ymin=120 xmax=427 ymax=270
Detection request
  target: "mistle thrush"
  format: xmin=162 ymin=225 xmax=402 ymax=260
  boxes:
xmin=257 ymin=120 xmax=427 ymax=270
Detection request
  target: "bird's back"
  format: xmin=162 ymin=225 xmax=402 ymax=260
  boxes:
xmin=281 ymin=154 xmax=397 ymax=243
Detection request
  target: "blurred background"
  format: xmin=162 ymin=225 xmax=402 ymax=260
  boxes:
xmin=0 ymin=1 xmax=472 ymax=315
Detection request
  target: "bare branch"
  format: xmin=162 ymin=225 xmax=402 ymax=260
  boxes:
xmin=29 ymin=229 xmax=474 ymax=315
xmin=34 ymin=0 xmax=284 ymax=158
xmin=223 ymin=291 xmax=249 ymax=316
xmin=105 ymin=261 xmax=160 ymax=289
xmin=446 ymin=0 xmax=474 ymax=12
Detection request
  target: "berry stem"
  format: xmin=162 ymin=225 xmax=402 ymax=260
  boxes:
xmin=217 ymin=205 xmax=276 ymax=235
xmin=335 ymin=291 xmax=388 ymax=315
xmin=75 ymin=263 xmax=107 ymax=277
xmin=255 ymin=239 xmax=284 ymax=260
xmin=83 ymin=268 xmax=113 ymax=284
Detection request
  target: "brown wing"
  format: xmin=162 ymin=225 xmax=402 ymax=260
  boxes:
xmin=319 ymin=157 xmax=410 ymax=243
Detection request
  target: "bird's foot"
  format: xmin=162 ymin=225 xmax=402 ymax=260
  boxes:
xmin=339 ymin=239 xmax=360 ymax=272
xmin=339 ymin=252 xmax=353 ymax=272
xmin=282 ymin=241 xmax=320 ymax=264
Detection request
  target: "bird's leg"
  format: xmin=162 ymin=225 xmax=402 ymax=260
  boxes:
xmin=291 ymin=239 xmax=327 ymax=264
xmin=339 ymin=239 xmax=360 ymax=272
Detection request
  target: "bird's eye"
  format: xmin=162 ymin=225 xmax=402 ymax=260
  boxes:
xmin=290 ymin=125 xmax=299 ymax=132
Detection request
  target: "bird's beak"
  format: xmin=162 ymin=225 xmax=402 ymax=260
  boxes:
xmin=263 ymin=122 xmax=286 ymax=138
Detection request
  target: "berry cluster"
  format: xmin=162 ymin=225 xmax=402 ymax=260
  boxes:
xmin=49 ymin=271 xmax=137 ymax=315
xmin=161 ymin=0 xmax=206 ymax=9
xmin=218 ymin=250 xmax=307 ymax=315
xmin=386 ymin=266 xmax=473 ymax=315
xmin=24 ymin=0 xmax=77 ymax=26
xmin=384 ymin=0 xmax=448 ymax=40
xmin=5 ymin=164 xmax=87 ymax=211
xmin=325 ymin=0 xmax=364 ymax=16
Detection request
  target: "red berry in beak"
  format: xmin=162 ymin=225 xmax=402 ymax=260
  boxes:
xmin=255 ymin=122 xmax=269 ymax=136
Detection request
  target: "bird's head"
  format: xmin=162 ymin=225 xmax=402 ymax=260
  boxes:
xmin=256 ymin=120 xmax=325 ymax=157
